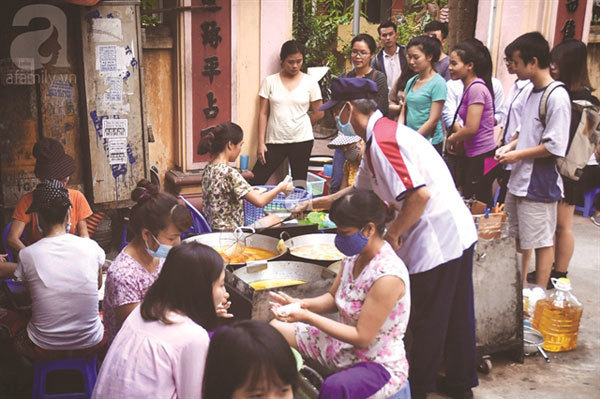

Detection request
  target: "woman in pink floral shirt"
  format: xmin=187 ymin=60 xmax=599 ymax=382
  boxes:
xmin=103 ymin=180 xmax=192 ymax=344
xmin=271 ymin=190 xmax=411 ymax=399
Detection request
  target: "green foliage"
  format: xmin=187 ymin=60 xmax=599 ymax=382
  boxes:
xmin=141 ymin=0 xmax=160 ymax=28
xmin=293 ymin=0 xmax=364 ymax=77
xmin=394 ymin=0 xmax=448 ymax=45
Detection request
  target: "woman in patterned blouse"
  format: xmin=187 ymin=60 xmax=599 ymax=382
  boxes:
xmin=199 ymin=122 xmax=294 ymax=231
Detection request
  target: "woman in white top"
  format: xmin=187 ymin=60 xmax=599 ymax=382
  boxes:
xmin=251 ymin=40 xmax=324 ymax=187
xmin=93 ymin=242 xmax=232 ymax=399
xmin=10 ymin=180 xmax=105 ymax=360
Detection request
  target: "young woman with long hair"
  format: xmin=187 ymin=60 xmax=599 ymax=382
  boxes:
xmin=94 ymin=242 xmax=231 ymax=399
xmin=447 ymin=39 xmax=501 ymax=205
xmin=400 ymin=35 xmax=447 ymax=154
xmin=549 ymin=39 xmax=600 ymax=285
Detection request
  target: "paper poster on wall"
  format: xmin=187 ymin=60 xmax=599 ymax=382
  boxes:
xmin=49 ymin=80 xmax=74 ymax=99
xmin=96 ymin=45 xmax=118 ymax=72
xmin=108 ymin=150 xmax=127 ymax=165
xmin=108 ymin=137 xmax=127 ymax=151
xmin=91 ymin=18 xmax=123 ymax=43
xmin=102 ymin=118 xmax=128 ymax=138
xmin=103 ymin=76 xmax=123 ymax=103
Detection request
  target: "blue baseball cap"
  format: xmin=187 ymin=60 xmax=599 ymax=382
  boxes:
xmin=318 ymin=77 xmax=378 ymax=111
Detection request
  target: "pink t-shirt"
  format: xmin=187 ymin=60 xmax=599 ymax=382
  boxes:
xmin=102 ymin=250 xmax=164 ymax=344
xmin=457 ymin=78 xmax=496 ymax=157
xmin=92 ymin=306 xmax=209 ymax=399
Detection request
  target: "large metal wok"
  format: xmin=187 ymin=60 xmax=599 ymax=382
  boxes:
xmin=183 ymin=230 xmax=284 ymax=268
xmin=227 ymin=260 xmax=336 ymax=321
xmin=284 ymin=233 xmax=343 ymax=265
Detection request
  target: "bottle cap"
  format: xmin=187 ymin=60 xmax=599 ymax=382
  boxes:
xmin=551 ymin=277 xmax=571 ymax=290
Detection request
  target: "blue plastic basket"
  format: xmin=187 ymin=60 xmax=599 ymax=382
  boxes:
xmin=244 ymin=186 xmax=311 ymax=226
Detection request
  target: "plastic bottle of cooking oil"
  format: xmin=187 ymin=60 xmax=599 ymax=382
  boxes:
xmin=532 ymin=277 xmax=583 ymax=352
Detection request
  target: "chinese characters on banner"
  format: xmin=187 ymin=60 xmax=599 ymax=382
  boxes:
xmin=554 ymin=0 xmax=586 ymax=43
xmin=192 ymin=0 xmax=231 ymax=164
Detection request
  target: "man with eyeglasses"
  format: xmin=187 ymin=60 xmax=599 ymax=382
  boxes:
xmin=372 ymin=21 xmax=407 ymax=91
xmin=496 ymin=53 xmax=533 ymax=204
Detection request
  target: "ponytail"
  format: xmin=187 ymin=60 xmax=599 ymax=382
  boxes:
xmin=197 ymin=122 xmax=244 ymax=156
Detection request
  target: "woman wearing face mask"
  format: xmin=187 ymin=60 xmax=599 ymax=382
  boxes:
xmin=270 ymin=190 xmax=411 ymax=399
xmin=326 ymin=134 xmax=364 ymax=190
xmin=102 ymin=179 xmax=193 ymax=345
xmin=400 ymin=35 xmax=447 ymax=154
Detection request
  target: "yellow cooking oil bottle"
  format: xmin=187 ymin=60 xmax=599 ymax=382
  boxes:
xmin=532 ymin=278 xmax=583 ymax=352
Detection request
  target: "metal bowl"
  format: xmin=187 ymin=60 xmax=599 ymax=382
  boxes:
xmin=523 ymin=325 xmax=544 ymax=355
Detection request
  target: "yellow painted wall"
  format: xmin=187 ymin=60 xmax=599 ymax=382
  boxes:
xmin=144 ymin=48 xmax=176 ymax=179
xmin=235 ymin=0 xmax=261 ymax=168
xmin=234 ymin=0 xmax=293 ymax=170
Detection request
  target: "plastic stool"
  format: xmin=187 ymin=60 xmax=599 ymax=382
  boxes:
xmin=33 ymin=355 xmax=98 ymax=399
xmin=575 ymin=187 xmax=600 ymax=217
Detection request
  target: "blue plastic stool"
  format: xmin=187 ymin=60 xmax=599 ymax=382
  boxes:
xmin=575 ymin=187 xmax=600 ymax=217
xmin=33 ymin=355 xmax=98 ymax=399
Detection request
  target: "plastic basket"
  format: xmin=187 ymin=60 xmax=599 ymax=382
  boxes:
xmin=306 ymin=172 xmax=326 ymax=197
xmin=244 ymin=186 xmax=311 ymax=226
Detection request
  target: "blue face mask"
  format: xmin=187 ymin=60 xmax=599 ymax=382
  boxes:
xmin=334 ymin=229 xmax=369 ymax=257
xmin=146 ymin=235 xmax=172 ymax=258
xmin=335 ymin=104 xmax=356 ymax=136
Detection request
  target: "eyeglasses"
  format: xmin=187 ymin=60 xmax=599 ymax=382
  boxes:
xmin=351 ymin=50 xmax=370 ymax=58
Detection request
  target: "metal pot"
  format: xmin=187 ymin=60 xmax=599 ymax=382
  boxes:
xmin=183 ymin=231 xmax=284 ymax=268
xmin=284 ymin=233 xmax=343 ymax=265
xmin=227 ymin=260 xmax=336 ymax=321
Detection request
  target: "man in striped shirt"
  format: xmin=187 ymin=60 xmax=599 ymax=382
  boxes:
xmin=297 ymin=77 xmax=478 ymax=399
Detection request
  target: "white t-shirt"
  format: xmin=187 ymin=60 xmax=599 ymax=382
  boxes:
xmin=355 ymin=111 xmax=477 ymax=274
xmin=507 ymin=83 xmax=571 ymax=202
xmin=93 ymin=306 xmax=209 ymax=399
xmin=259 ymin=72 xmax=322 ymax=144
xmin=501 ymin=79 xmax=533 ymax=144
xmin=15 ymin=234 xmax=105 ymax=350
xmin=500 ymin=79 xmax=534 ymax=171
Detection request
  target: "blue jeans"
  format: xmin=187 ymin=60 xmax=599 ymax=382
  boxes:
xmin=329 ymin=148 xmax=345 ymax=193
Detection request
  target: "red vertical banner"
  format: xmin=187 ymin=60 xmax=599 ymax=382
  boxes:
xmin=191 ymin=0 xmax=231 ymax=163
xmin=554 ymin=0 xmax=588 ymax=44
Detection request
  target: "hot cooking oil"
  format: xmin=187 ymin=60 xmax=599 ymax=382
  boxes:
xmin=532 ymin=278 xmax=583 ymax=352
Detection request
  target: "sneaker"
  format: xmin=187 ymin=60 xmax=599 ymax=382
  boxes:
xmin=591 ymin=214 xmax=600 ymax=227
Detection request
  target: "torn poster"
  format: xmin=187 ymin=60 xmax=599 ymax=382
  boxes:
xmin=91 ymin=18 xmax=123 ymax=43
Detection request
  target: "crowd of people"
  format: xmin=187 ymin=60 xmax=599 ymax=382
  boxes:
xmin=0 ymin=18 xmax=598 ymax=399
